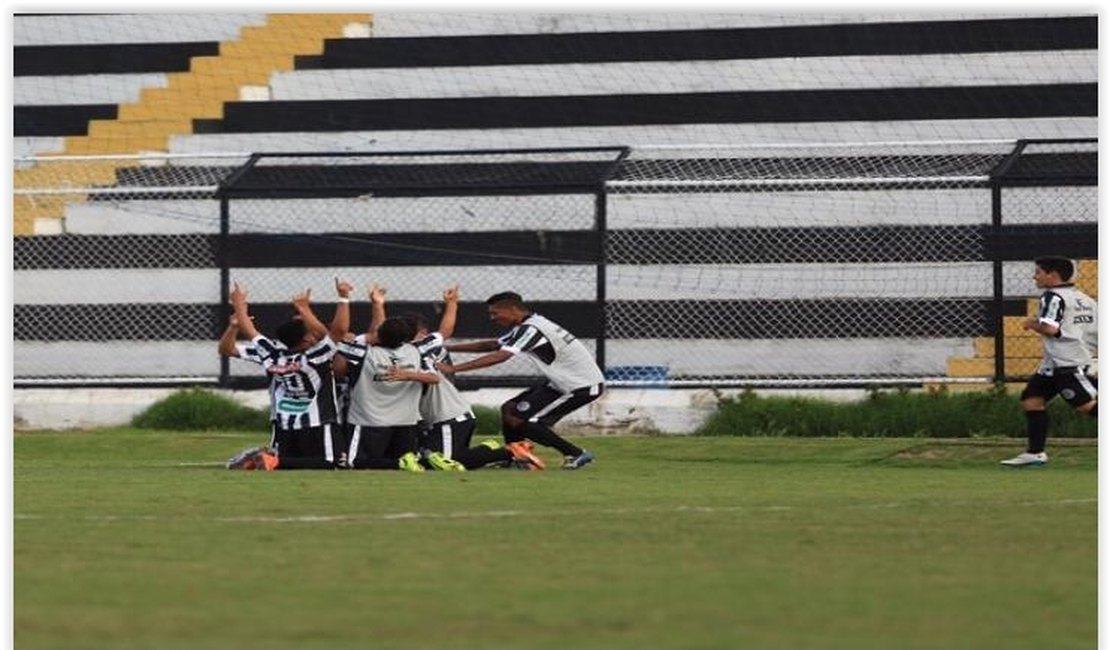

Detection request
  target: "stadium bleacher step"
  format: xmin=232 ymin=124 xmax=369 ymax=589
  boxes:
xmin=15 ymin=12 xmax=371 ymax=234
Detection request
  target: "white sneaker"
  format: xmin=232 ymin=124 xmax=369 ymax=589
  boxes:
xmin=1000 ymin=451 xmax=1048 ymax=467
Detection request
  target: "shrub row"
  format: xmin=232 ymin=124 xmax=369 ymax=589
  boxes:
xmin=696 ymin=387 xmax=1098 ymax=438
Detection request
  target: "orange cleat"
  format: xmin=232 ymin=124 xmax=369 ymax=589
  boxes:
xmin=505 ymin=441 xmax=545 ymax=470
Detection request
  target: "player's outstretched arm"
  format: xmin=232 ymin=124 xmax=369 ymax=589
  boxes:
xmin=218 ymin=314 xmax=242 ymax=358
xmin=292 ymin=288 xmax=329 ymax=341
xmin=385 ymin=366 xmax=440 ymax=384
xmin=436 ymin=284 xmax=459 ymax=340
xmin=330 ymin=277 xmax=354 ymax=342
xmin=445 ymin=339 xmax=500 ymax=353
xmin=366 ymin=283 xmax=387 ymax=344
xmin=437 ymin=349 xmax=514 ymax=374
xmin=230 ymin=282 xmax=260 ymax=340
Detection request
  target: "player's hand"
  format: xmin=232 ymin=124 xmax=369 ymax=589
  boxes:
xmin=434 ymin=361 xmax=455 ymax=374
xmin=335 ymin=277 xmax=354 ymax=299
xmin=385 ymin=366 xmax=411 ymax=382
xmin=230 ymin=281 xmax=247 ymax=305
xmin=370 ymin=284 xmax=387 ymax=304
xmin=292 ymin=289 xmax=312 ymax=311
xmin=1022 ymin=317 xmax=1038 ymax=331
xmin=443 ymin=284 xmax=459 ymax=303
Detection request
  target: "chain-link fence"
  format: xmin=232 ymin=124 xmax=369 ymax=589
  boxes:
xmin=13 ymin=141 xmax=1096 ymax=387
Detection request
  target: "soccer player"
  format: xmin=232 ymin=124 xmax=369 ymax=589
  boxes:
xmin=439 ymin=291 xmax=603 ymax=470
xmin=336 ymin=284 xmax=449 ymax=472
xmin=401 ymin=287 xmax=545 ymax=470
xmin=222 ymin=281 xmax=347 ymax=470
xmin=1001 ymin=256 xmax=1098 ymax=467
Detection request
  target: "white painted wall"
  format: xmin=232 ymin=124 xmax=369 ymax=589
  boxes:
xmin=11 ymin=386 xmax=872 ymax=434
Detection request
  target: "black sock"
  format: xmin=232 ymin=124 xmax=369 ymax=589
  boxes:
xmin=453 ymin=446 xmax=512 ymax=470
xmin=1025 ymin=410 xmax=1048 ymax=454
xmin=521 ymin=421 xmax=582 ymax=457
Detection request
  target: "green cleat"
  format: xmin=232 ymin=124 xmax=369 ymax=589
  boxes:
xmin=398 ymin=451 xmax=426 ymax=473
xmin=425 ymin=451 xmax=467 ymax=472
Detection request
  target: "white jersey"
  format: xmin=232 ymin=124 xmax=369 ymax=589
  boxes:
xmin=498 ymin=313 xmax=605 ymax=392
xmin=337 ymin=341 xmax=425 ymax=427
xmin=413 ymin=332 xmax=474 ymax=424
xmin=1035 ymin=283 xmax=1097 ymax=373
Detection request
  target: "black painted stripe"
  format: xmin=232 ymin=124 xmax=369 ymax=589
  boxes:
xmin=608 ymin=226 xmax=986 ymax=264
xmin=296 ymin=16 xmax=1096 ymax=69
xmin=225 ymin=231 xmax=600 ymax=267
xmin=983 ymin=223 xmax=1098 ymax=260
xmin=14 ymin=223 xmax=1095 ymax=270
xmin=205 ymin=84 xmax=1096 ymax=134
xmin=998 ymin=152 xmax=1098 ymax=186
xmin=14 ymin=104 xmax=117 ymax=137
xmin=14 ymin=298 xmax=1029 ymax=342
xmin=14 ymin=235 xmax=218 ymax=270
xmin=14 ymin=41 xmax=220 ymax=76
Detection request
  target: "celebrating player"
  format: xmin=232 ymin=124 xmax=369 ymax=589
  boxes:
xmin=439 ymin=291 xmax=603 ymax=470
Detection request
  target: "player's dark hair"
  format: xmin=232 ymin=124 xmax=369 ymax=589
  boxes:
xmin=377 ymin=317 xmax=415 ymax=349
xmin=486 ymin=291 xmax=525 ymax=309
xmin=1034 ymin=256 xmax=1075 ymax=282
xmin=275 ymin=319 xmax=308 ymax=349
xmin=399 ymin=311 xmax=430 ymax=334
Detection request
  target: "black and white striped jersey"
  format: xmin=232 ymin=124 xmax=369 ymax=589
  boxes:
xmin=498 ymin=313 xmax=605 ymax=392
xmin=1035 ymin=284 xmax=1098 ymax=372
xmin=239 ymin=335 xmax=340 ymax=430
xmin=337 ymin=340 xmax=425 ymax=427
xmin=413 ymin=332 xmax=474 ymax=424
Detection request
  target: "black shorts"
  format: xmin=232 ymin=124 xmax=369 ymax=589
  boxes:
xmin=507 ymin=383 xmax=604 ymax=426
xmin=1021 ymin=367 xmax=1098 ymax=407
xmin=271 ymin=423 xmax=342 ymax=463
xmin=346 ymin=424 xmax=419 ymax=464
xmin=421 ymin=415 xmax=477 ymax=459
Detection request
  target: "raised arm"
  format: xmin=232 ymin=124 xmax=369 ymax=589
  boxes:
xmin=436 ymin=284 xmax=460 ymax=340
xmin=330 ymin=277 xmax=354 ymax=342
xmin=292 ymin=288 xmax=329 ymax=341
xmin=230 ymin=282 xmax=260 ymax=340
xmin=366 ymin=283 xmax=387 ymax=344
xmin=218 ymin=314 xmax=242 ymax=357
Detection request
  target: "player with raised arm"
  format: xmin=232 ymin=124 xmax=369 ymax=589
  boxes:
xmin=1000 ymin=256 xmax=1098 ymax=467
xmin=439 ymin=292 xmax=603 ymax=470
xmin=335 ymin=284 xmax=446 ymax=472
xmin=223 ymin=281 xmax=348 ymax=470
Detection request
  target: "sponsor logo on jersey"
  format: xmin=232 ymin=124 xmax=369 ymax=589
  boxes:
xmin=277 ymin=398 xmax=311 ymax=413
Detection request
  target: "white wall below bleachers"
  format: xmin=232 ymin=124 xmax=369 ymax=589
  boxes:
xmin=12 ymin=386 xmax=873 ymax=434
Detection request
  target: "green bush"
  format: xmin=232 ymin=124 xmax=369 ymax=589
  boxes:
xmin=696 ymin=387 xmax=1098 ymax=438
xmin=473 ymin=404 xmax=502 ymax=439
xmin=131 ymin=388 xmax=270 ymax=431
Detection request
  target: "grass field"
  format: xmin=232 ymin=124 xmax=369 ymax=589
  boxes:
xmin=14 ymin=430 xmax=1097 ymax=650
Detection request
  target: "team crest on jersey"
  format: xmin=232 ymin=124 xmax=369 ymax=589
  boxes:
xmin=1061 ymin=388 xmax=1076 ymax=400
xmin=516 ymin=401 xmax=531 ymax=412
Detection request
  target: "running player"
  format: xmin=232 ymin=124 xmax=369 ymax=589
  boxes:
xmin=439 ymin=292 xmax=603 ymax=470
xmin=1001 ymin=256 xmax=1098 ymax=467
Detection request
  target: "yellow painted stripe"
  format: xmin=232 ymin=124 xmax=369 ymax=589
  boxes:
xmin=16 ymin=13 xmax=371 ymax=233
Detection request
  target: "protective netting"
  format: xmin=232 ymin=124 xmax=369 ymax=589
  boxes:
xmin=13 ymin=141 xmax=1097 ymax=386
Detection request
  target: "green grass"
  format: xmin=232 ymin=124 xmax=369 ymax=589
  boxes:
xmin=15 ymin=430 xmax=1096 ymax=650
